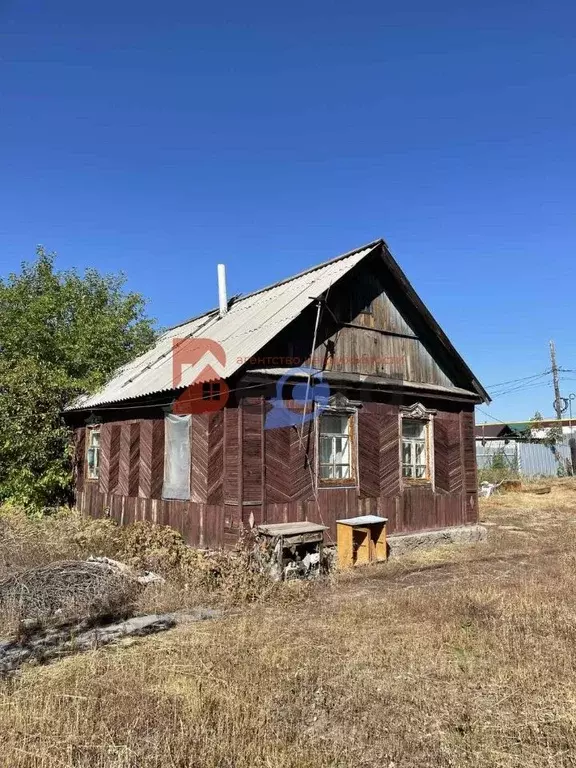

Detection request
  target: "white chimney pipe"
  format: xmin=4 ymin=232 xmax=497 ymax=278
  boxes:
xmin=217 ymin=264 xmax=228 ymax=317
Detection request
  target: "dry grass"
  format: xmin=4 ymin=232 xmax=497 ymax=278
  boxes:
xmin=0 ymin=506 xmax=277 ymax=632
xmin=2 ymin=482 xmax=576 ymax=766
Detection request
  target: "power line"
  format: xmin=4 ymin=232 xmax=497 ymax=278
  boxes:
xmin=486 ymin=370 xmax=550 ymax=389
xmin=490 ymin=380 xmax=553 ymax=398
xmin=476 ymin=406 xmax=510 ymax=425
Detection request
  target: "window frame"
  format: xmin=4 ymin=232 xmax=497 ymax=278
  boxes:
xmin=85 ymin=425 xmax=101 ymax=482
xmin=162 ymin=413 xmax=192 ymax=501
xmin=202 ymin=380 xmax=221 ymax=401
xmin=399 ymin=403 xmax=436 ymax=489
xmin=316 ymin=404 xmax=358 ymax=488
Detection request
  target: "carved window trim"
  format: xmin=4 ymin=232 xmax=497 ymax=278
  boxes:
xmin=316 ymin=393 xmax=361 ymax=489
xmin=399 ymin=402 xmax=436 ymax=489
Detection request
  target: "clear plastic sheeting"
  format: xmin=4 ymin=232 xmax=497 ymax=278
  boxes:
xmin=162 ymin=414 xmax=191 ymax=500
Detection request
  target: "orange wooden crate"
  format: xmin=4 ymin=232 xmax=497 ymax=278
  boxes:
xmin=336 ymin=515 xmax=388 ymax=569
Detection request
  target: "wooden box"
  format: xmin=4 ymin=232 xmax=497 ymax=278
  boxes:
xmin=336 ymin=515 xmax=388 ymax=569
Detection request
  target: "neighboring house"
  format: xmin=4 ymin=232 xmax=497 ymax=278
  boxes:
xmin=64 ymin=239 xmax=489 ymax=548
xmin=475 ymin=420 xmax=576 ymax=477
xmin=475 ymin=419 xmax=576 ymax=442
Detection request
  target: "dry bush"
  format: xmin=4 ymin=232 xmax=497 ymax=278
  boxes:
xmin=0 ymin=505 xmax=123 ymax=578
xmin=0 ymin=507 xmax=288 ymax=629
xmin=0 ymin=560 xmax=142 ymax=634
xmin=116 ymin=522 xmax=275 ymax=607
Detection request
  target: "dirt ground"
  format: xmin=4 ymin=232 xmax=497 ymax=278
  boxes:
xmin=2 ymin=481 xmax=576 ymax=767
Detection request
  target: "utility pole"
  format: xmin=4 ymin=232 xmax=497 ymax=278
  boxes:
xmin=550 ymin=340 xmax=564 ymax=422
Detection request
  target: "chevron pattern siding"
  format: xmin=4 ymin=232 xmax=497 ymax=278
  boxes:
xmin=138 ymin=420 xmax=153 ymax=498
xmin=242 ymin=397 xmax=263 ymax=506
xmin=128 ymin=422 xmax=140 ymax=497
xmin=109 ymin=424 xmax=121 ymax=493
xmin=461 ymin=410 xmax=477 ymax=492
xmin=447 ymin=413 xmax=463 ymax=493
xmin=150 ymin=419 xmax=164 ymax=499
xmin=224 ymin=407 xmax=240 ymax=504
xmin=380 ymin=405 xmax=400 ymax=497
xmin=461 ymin=409 xmax=478 ymax=523
xmin=358 ymin=404 xmax=380 ymax=498
xmin=265 ymin=425 xmax=291 ymax=503
xmin=76 ymin=397 xmax=478 ymax=549
xmin=289 ymin=420 xmax=314 ymax=502
xmin=433 ymin=416 xmax=450 ymax=493
xmin=191 ymin=413 xmax=209 ymax=502
xmin=207 ymin=411 xmax=224 ymax=505
xmin=116 ymin=422 xmax=130 ymax=496
xmin=98 ymin=423 xmax=111 ymax=494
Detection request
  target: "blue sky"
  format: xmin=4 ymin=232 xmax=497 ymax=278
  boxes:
xmin=0 ymin=0 xmax=574 ymax=422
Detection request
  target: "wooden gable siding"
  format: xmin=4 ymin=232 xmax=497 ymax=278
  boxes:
xmin=250 ymin=258 xmax=468 ymax=392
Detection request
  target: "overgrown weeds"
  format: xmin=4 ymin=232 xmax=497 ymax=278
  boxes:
xmin=2 ymin=486 xmax=576 ymax=766
xmin=0 ymin=506 xmax=282 ymax=635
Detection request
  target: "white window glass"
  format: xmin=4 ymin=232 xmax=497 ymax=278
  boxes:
xmin=319 ymin=413 xmax=354 ymax=482
xmin=402 ymin=419 xmax=428 ymax=479
xmin=86 ymin=428 xmax=101 ymax=480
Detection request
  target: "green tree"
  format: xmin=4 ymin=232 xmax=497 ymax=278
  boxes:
xmin=0 ymin=247 xmax=156 ymax=510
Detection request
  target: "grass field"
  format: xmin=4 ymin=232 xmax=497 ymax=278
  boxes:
xmin=2 ymin=482 xmax=576 ymax=767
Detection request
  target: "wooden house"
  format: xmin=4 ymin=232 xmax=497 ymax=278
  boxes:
xmin=64 ymin=239 xmax=489 ymax=549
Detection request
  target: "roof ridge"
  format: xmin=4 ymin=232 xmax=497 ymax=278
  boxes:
xmin=165 ymin=239 xmax=383 ymax=332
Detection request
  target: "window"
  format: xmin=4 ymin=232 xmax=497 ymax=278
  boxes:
xmin=86 ymin=427 xmax=101 ymax=481
xmin=319 ymin=412 xmax=355 ymax=483
xmin=202 ymin=381 xmax=221 ymax=401
xmin=402 ymin=419 xmax=429 ymax=480
xmin=162 ymin=414 xmax=191 ymax=500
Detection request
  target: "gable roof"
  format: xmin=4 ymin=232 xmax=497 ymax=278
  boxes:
xmin=67 ymin=239 xmax=489 ymax=411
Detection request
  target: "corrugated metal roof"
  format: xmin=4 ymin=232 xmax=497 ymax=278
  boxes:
xmin=67 ymin=241 xmax=380 ymax=410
